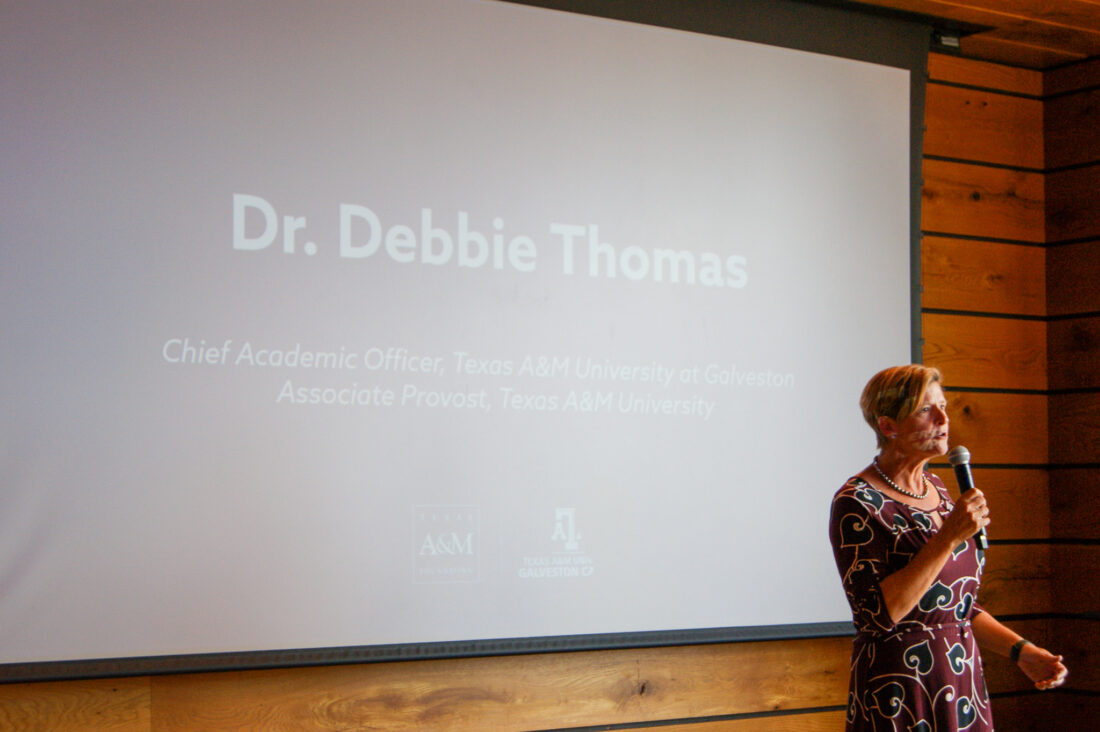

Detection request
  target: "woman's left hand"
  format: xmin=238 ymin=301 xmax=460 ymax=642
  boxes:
xmin=1018 ymin=643 xmax=1068 ymax=690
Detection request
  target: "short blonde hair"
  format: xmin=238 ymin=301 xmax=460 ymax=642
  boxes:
xmin=860 ymin=364 xmax=943 ymax=449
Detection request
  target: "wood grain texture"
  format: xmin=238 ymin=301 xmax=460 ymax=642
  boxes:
xmin=1050 ymin=467 xmax=1100 ymax=539
xmin=1049 ymin=392 xmax=1100 ymax=465
xmin=925 ymin=83 xmax=1043 ymax=169
xmin=1045 ymin=87 xmax=1100 ymax=170
xmin=610 ymin=711 xmax=847 ymax=732
xmin=1052 ymin=545 xmax=1100 ymax=616
xmin=922 ymin=312 xmax=1046 ymax=390
xmin=959 ymin=34 xmax=1080 ymax=70
xmin=149 ymin=638 xmax=852 ymax=732
xmin=1048 ymin=315 xmax=1100 ymax=391
xmin=5 ymin=45 xmax=1093 ymax=732
xmin=960 ymin=468 xmax=1049 ymax=541
xmin=921 ymin=159 xmax=1044 ymax=243
xmin=940 ymin=392 xmax=1048 ymax=465
xmin=927 ymin=53 xmax=1043 ymax=96
xmin=858 ymin=1 xmax=1100 ymax=63
xmin=1047 ymin=240 xmax=1100 ymax=317
xmin=992 ymin=692 xmax=1100 ymax=731
xmin=920 ymin=236 xmax=1044 ymax=316
xmin=1052 ymin=617 xmax=1100 ymax=691
xmin=1047 ymin=164 xmax=1100 ymax=243
xmin=0 ymin=676 xmax=150 ymax=732
xmin=977 ymin=19 xmax=1100 ymax=59
xmin=979 ymin=543 xmax=1051 ymax=617
xmin=1045 ymin=56 xmax=1100 ymax=96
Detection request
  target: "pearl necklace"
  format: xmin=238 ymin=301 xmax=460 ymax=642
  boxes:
xmin=872 ymin=457 xmax=930 ymax=499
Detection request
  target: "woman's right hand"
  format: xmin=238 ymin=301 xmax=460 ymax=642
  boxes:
xmin=940 ymin=487 xmax=991 ymax=545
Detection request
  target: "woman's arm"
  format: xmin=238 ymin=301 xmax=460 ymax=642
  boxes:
xmin=878 ymin=487 xmax=989 ymax=623
xmin=878 ymin=528 xmax=959 ymax=623
xmin=972 ymin=611 xmax=1068 ymax=690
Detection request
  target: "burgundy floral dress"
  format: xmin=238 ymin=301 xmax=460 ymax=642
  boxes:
xmin=829 ymin=473 xmax=994 ymax=731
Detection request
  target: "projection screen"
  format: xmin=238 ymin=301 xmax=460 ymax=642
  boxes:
xmin=0 ymin=0 xmax=928 ymax=680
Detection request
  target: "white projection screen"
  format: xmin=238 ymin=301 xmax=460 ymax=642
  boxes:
xmin=0 ymin=0 xmax=930 ymax=680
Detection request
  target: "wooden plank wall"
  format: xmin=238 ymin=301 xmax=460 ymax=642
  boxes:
xmin=1045 ymin=56 xmax=1100 ymax=717
xmin=2 ymin=52 xmax=1097 ymax=732
xmin=922 ymin=52 xmax=1100 ymax=730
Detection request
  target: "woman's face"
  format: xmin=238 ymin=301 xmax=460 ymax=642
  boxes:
xmin=891 ymin=381 xmax=949 ymax=458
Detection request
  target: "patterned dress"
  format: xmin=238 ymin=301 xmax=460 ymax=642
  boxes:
xmin=829 ymin=474 xmax=994 ymax=732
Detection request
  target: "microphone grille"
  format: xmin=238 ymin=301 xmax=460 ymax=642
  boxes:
xmin=948 ymin=445 xmax=971 ymax=466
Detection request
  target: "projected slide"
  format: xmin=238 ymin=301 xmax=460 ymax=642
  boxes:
xmin=0 ymin=0 xmax=912 ymax=666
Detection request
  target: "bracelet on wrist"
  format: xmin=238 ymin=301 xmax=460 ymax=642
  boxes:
xmin=1010 ymin=638 xmax=1031 ymax=663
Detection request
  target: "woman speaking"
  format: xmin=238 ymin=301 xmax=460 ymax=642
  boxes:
xmin=829 ymin=364 xmax=1066 ymax=731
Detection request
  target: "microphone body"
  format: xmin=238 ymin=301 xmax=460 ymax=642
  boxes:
xmin=947 ymin=446 xmax=988 ymax=551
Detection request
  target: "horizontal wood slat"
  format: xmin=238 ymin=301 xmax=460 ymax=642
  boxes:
xmin=960 ymin=34 xmax=1081 ymax=71
xmin=612 ymin=710 xmax=847 ymax=732
xmin=941 ymin=392 xmax=1049 ymax=465
xmin=1052 ymin=617 xmax=1100 ymax=691
xmin=1052 ymin=545 xmax=1100 ymax=616
xmin=1045 ymin=56 xmax=1100 ymax=96
xmin=1049 ymin=392 xmax=1100 ymax=464
xmin=1045 ymin=88 xmax=1100 ymax=169
xmin=925 ymin=83 xmax=1043 ymax=169
xmin=978 ymin=21 xmax=1100 ymax=59
xmin=148 ymin=638 xmax=852 ymax=732
xmin=862 ymin=1 xmax=1100 ymax=61
xmin=927 ymin=53 xmax=1043 ymax=96
xmin=1047 ymin=164 xmax=1100 ymax=242
xmin=954 ymin=468 xmax=1050 ymax=540
xmin=923 ymin=312 xmax=1047 ymax=390
xmin=921 ymin=159 xmax=1045 ymax=243
xmin=920 ymin=236 xmax=1045 ymax=315
xmin=0 ymin=676 xmax=150 ymax=732
xmin=979 ymin=543 xmax=1052 ymax=616
xmin=1050 ymin=467 xmax=1100 ymax=539
xmin=1049 ymin=315 xmax=1100 ymax=390
xmin=1047 ymin=240 xmax=1100 ymax=316
xmin=992 ymin=692 xmax=1100 ymax=732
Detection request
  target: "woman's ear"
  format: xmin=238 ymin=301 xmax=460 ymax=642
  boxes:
xmin=877 ymin=415 xmax=897 ymax=441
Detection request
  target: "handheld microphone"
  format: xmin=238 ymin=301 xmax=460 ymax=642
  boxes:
xmin=947 ymin=445 xmax=989 ymax=551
